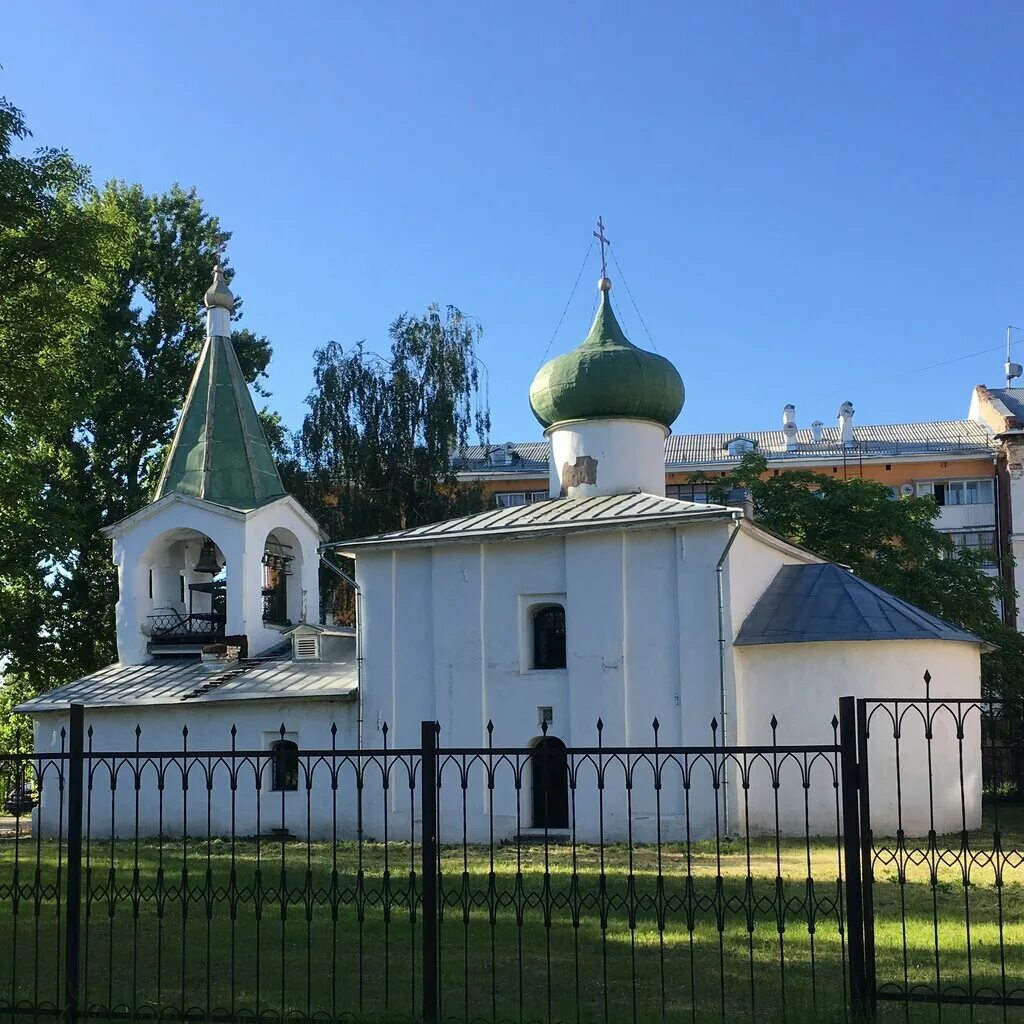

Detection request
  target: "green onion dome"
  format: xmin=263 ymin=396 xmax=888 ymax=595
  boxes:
xmin=529 ymin=282 xmax=685 ymax=430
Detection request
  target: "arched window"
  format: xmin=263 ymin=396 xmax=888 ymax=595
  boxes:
xmin=532 ymin=736 xmax=569 ymax=829
xmin=270 ymin=739 xmax=299 ymax=792
xmin=533 ymin=605 xmax=566 ymax=670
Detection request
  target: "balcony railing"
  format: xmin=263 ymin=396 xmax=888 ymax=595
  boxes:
xmin=147 ymin=610 xmax=226 ymax=645
xmin=262 ymin=587 xmax=289 ymax=626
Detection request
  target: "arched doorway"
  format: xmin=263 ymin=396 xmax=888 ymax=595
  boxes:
xmin=531 ymin=737 xmax=569 ymax=829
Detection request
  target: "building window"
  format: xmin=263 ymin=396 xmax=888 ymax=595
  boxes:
xmin=271 ymin=739 xmax=299 ymax=792
xmin=667 ymin=483 xmax=712 ymax=503
xmin=949 ymin=530 xmax=998 ymax=567
xmin=496 ymin=490 xmax=549 ymax=508
xmin=725 ymin=437 xmax=757 ymax=456
xmin=533 ymin=605 xmax=566 ymax=670
xmin=917 ymin=479 xmax=994 ymax=506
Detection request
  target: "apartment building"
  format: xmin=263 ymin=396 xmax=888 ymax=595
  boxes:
xmin=456 ymin=408 xmax=1007 ymax=616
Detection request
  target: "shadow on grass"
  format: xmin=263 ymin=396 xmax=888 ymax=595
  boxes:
xmin=0 ymin=834 xmax=1018 ymax=1024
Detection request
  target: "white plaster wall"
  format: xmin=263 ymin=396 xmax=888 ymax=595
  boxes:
xmin=32 ymin=699 xmax=358 ymax=839
xmin=356 ymin=520 xmax=742 ymax=842
xmin=734 ymin=640 xmax=983 ymax=837
xmin=546 ymin=418 xmax=668 ymax=498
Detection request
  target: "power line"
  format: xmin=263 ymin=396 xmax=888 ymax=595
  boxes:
xmin=811 ymin=336 xmax=1024 ymax=400
xmin=537 ymin=237 xmax=595 ymax=368
xmin=609 ymin=245 xmax=659 ymax=353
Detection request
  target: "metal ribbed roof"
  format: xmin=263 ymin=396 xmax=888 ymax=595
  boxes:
xmin=336 ymin=492 xmax=736 ymax=551
xmin=16 ymin=642 xmax=358 ymax=714
xmin=735 ymin=563 xmax=983 ymax=647
xmin=455 ymin=420 xmax=994 ymax=475
xmin=976 ymin=388 xmax=1024 ymax=430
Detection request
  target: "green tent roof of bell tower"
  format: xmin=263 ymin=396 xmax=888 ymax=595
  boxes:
xmin=153 ymin=332 xmax=286 ymax=510
xmin=528 ymin=284 xmax=685 ymax=430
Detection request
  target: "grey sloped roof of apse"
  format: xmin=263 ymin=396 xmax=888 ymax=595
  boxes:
xmin=734 ymin=562 xmax=983 ymax=647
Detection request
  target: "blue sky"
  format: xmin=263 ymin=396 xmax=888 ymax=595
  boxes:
xmin=5 ymin=2 xmax=1024 ymax=443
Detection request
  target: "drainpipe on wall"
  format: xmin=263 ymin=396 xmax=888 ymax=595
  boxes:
xmin=715 ymin=513 xmax=743 ymax=839
xmin=319 ymin=550 xmax=364 ymax=749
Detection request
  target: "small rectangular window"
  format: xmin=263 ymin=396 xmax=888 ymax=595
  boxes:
xmin=965 ymin=479 xmax=994 ymax=504
xmin=179 ymin=575 xmax=185 ymax=602
xmin=496 ymin=492 xmax=528 ymax=508
xmin=533 ymin=605 xmax=566 ymax=670
xmin=946 ymin=482 xmax=964 ymax=506
xmin=148 ymin=570 xmax=153 ymax=600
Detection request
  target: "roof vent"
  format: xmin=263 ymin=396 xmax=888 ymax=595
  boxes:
xmin=810 ymin=420 xmax=824 ymax=442
xmin=782 ymin=404 xmax=798 ymax=451
xmin=838 ymin=401 xmax=855 ymax=447
xmin=293 ymin=632 xmax=320 ymax=661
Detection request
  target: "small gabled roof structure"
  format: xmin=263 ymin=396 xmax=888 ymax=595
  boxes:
xmin=735 ymin=562 xmax=985 ymax=648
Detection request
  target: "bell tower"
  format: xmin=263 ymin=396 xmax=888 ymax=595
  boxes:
xmin=102 ymin=266 xmax=325 ymax=664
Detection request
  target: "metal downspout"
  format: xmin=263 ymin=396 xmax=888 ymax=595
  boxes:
xmin=319 ymin=551 xmax=364 ymax=749
xmin=716 ymin=514 xmax=743 ymax=838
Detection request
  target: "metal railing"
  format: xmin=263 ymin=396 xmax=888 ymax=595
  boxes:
xmin=147 ymin=610 xmax=226 ymax=644
xmin=0 ymin=694 xmax=1019 ymax=1023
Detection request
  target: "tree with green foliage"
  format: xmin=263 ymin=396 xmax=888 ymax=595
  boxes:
xmin=694 ymin=453 xmax=1024 ymax=712
xmin=290 ymin=304 xmax=490 ymax=613
xmin=0 ymin=96 xmax=276 ymax=743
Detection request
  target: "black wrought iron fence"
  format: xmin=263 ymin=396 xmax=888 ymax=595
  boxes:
xmin=855 ymin=687 xmax=1024 ymax=1014
xmin=0 ymin=695 xmax=1020 ymax=1024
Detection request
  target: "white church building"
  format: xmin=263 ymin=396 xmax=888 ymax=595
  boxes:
xmin=19 ymin=266 xmax=986 ymax=841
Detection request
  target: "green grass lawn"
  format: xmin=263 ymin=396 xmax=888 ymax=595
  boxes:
xmin=0 ymin=804 xmax=1020 ymax=1024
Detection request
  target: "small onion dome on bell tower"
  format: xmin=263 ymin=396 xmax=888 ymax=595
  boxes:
xmin=204 ymin=264 xmax=235 ymax=311
xmin=529 ymin=278 xmax=685 ymax=430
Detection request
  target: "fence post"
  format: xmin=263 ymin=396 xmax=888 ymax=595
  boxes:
xmin=856 ymin=697 xmax=877 ymax=1012
xmin=64 ymin=702 xmax=85 ymax=1024
xmin=839 ymin=696 xmax=870 ymax=1020
xmin=420 ymin=720 xmax=439 ymax=1024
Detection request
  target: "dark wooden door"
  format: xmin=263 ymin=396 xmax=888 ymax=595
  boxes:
xmin=532 ymin=737 xmax=568 ymax=828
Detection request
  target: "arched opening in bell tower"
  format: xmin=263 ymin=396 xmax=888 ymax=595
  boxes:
xmin=140 ymin=528 xmax=228 ymax=650
xmin=262 ymin=527 xmax=304 ymax=626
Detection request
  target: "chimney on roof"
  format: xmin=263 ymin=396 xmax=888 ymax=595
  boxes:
xmin=782 ymin=404 xmax=798 ymax=451
xmin=838 ymin=401 xmax=855 ymax=447
xmin=810 ymin=419 xmax=824 ymax=442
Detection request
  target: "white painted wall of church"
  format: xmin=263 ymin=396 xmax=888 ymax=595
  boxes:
xmin=31 ymin=699 xmax=358 ymax=839
xmin=734 ymin=639 xmax=982 ymax=837
xmin=355 ymin=521 xmax=815 ymax=842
